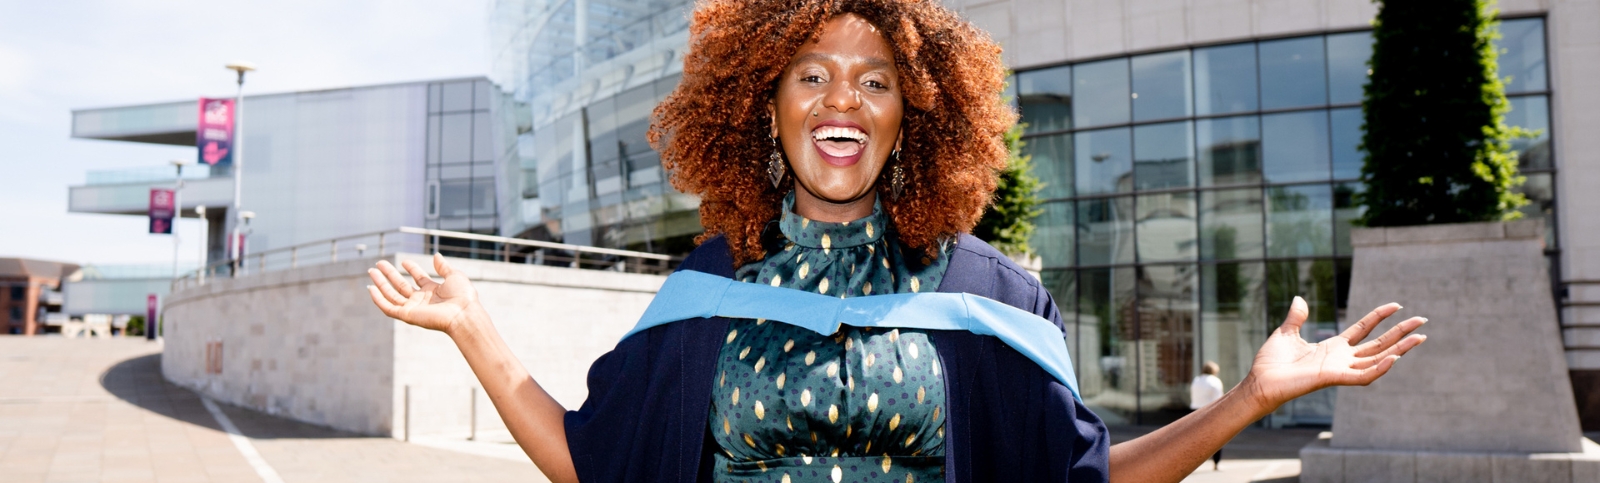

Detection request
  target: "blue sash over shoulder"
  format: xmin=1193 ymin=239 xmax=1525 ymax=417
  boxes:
xmin=624 ymin=270 xmax=1081 ymax=400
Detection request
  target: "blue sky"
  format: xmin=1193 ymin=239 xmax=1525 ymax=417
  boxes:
xmin=0 ymin=0 xmax=489 ymax=265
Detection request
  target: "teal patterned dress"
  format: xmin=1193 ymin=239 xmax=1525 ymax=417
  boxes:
xmin=710 ymin=194 xmax=952 ymax=483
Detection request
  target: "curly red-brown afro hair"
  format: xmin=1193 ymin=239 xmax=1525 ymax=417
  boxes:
xmin=649 ymin=0 xmax=1015 ymax=267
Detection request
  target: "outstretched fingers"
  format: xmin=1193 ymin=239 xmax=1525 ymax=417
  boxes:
xmin=400 ymin=259 xmax=439 ymax=289
xmin=433 ymin=252 xmax=456 ymax=278
xmin=374 ymin=260 xmax=416 ymax=298
xmin=1340 ymin=303 xmax=1404 ymax=344
xmin=368 ymin=268 xmax=409 ymax=306
xmin=1354 ymin=316 xmax=1428 ymax=357
xmin=1353 ymin=333 xmax=1427 ymax=369
xmin=1346 ymin=355 xmax=1402 ymax=385
xmin=366 ymin=284 xmax=404 ymax=319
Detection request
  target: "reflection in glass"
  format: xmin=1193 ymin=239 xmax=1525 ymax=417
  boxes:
xmin=1078 ymin=266 xmax=1137 ymax=425
xmin=1074 ymin=58 xmax=1131 ymax=128
xmin=1076 ymin=128 xmax=1133 ymax=195
xmin=1134 ymin=121 xmax=1194 ymax=190
xmin=1077 ymin=197 xmax=1135 ymax=266
xmin=1326 ymin=32 xmax=1374 ymax=105
xmin=1136 ymin=192 xmax=1197 ymax=263
xmin=1506 ymin=96 xmax=1551 ymax=170
xmin=1200 ymin=187 xmax=1264 ymax=260
xmin=1042 ymin=269 xmax=1079 ymax=370
xmin=1334 ymin=182 xmax=1364 ymax=256
xmin=1267 ymin=184 xmax=1333 ymax=257
xmin=1131 ymin=51 xmax=1192 ymax=122
xmin=1265 ymin=258 xmax=1338 ymax=426
xmin=1024 ymin=134 xmax=1074 ymax=199
xmin=1260 ymin=37 xmax=1328 ymax=109
xmin=1136 ymin=263 xmax=1198 ymax=425
xmin=441 ymin=112 xmax=474 ymax=164
xmin=1194 ymin=43 xmax=1258 ymax=116
xmin=1496 ymin=18 xmax=1548 ymax=94
xmin=1197 ymin=116 xmax=1261 ymax=187
xmin=1019 ymin=65 xmax=1073 ymax=134
xmin=1201 ymin=261 xmax=1264 ymax=391
xmin=1329 ymin=108 xmax=1364 ymax=180
xmin=1515 ymin=173 xmax=1557 ymax=248
xmin=1262 ymin=111 xmax=1331 ymax=184
xmin=1033 ymin=201 xmax=1076 ymax=268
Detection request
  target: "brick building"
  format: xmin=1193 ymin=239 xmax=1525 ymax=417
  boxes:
xmin=0 ymin=258 xmax=77 ymax=335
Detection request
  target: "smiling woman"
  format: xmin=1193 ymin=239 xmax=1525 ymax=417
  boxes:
xmin=365 ymin=0 xmax=1429 ymax=482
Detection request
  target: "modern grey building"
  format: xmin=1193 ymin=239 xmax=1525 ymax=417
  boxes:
xmin=488 ymin=0 xmax=1600 ymax=428
xmin=69 ymin=77 xmax=505 ymax=265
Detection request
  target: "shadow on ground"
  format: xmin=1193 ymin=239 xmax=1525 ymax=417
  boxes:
xmin=99 ymin=352 xmax=373 ymax=440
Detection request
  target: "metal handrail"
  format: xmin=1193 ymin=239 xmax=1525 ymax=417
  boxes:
xmin=171 ymin=226 xmax=682 ymax=291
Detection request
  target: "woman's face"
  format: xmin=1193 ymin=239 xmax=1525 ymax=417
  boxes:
xmin=771 ymin=14 xmax=903 ymax=220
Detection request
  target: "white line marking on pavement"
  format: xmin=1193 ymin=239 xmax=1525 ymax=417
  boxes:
xmin=200 ymin=396 xmax=286 ymax=483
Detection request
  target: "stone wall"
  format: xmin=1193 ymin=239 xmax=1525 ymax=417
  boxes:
xmin=162 ymin=254 xmax=664 ymax=438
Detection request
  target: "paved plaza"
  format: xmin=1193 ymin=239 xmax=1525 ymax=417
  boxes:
xmin=0 ymin=336 xmax=1319 ymax=482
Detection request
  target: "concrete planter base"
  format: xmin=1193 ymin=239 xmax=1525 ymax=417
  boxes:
xmin=1301 ymin=220 xmax=1589 ymax=482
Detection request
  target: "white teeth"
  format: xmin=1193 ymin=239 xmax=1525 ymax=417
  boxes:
xmin=811 ymin=126 xmax=867 ymax=142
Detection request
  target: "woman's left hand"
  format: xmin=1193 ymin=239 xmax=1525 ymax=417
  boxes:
xmin=1239 ymin=297 xmax=1429 ymax=413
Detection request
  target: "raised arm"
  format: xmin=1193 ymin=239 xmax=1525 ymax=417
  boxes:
xmin=1107 ymin=297 xmax=1428 ymax=483
xmin=366 ymin=254 xmax=578 ymax=483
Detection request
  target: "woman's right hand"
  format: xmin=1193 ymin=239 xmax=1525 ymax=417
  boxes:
xmin=366 ymin=253 xmax=479 ymax=335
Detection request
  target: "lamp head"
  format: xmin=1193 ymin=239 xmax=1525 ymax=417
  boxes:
xmin=195 ymin=206 xmax=206 ymax=216
xmin=239 ymin=211 xmax=256 ymax=221
xmin=224 ymin=61 xmax=257 ymax=73
xmin=169 ymin=158 xmax=190 ymax=167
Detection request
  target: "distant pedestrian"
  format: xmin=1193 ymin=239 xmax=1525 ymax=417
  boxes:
xmin=1191 ymin=361 xmax=1226 ymax=470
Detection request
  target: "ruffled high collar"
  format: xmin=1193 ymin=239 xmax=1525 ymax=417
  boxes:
xmin=777 ymin=192 xmax=887 ymax=251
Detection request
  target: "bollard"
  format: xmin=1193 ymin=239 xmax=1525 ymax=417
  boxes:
xmin=469 ymin=387 xmax=477 ymax=441
xmin=403 ymin=385 xmax=411 ymax=442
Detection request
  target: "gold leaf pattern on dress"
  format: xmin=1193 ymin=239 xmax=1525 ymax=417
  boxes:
xmin=801 ymin=218 xmax=809 ymax=229
xmin=732 ymin=387 xmax=740 ymax=405
xmin=784 ymin=339 xmax=795 ymax=352
xmin=832 ymin=448 xmax=840 ymax=457
xmin=771 ymin=274 xmax=782 ymax=287
xmin=865 ymin=353 xmax=875 ymax=367
xmin=844 ymin=337 xmax=853 ymax=351
xmin=882 ymin=257 xmax=890 ymax=269
xmin=863 ymin=282 xmax=872 ymax=295
xmin=744 ymin=433 xmax=756 ymax=448
xmin=739 ymin=347 xmax=750 ymax=360
xmin=776 ymin=443 xmax=786 ymax=456
xmin=801 ymin=389 xmax=812 ymax=407
xmin=893 ymin=366 xmax=903 ymax=384
xmin=889 ymin=413 xmax=901 ymax=431
xmin=723 ymin=417 xmax=730 ymax=434
xmin=868 ymin=393 xmax=879 ymax=412
xmin=882 ymin=454 xmax=892 ymax=473
xmin=754 ymin=401 xmax=765 ymax=420
xmin=821 ymin=234 xmax=831 ymax=251
xmin=803 ymin=455 xmax=813 ymax=464
xmin=910 ymin=276 xmax=920 ymax=292
xmin=726 ymin=330 xmax=737 ymax=344
xmin=756 ymin=318 xmax=766 ymax=325
xmin=758 ymin=460 xmax=768 ymax=472
xmin=754 ymin=356 xmax=766 ymax=373
xmin=864 ymin=440 xmax=871 ymax=453
xmin=889 ymin=329 xmax=899 ymax=342
xmin=831 ymin=465 xmax=843 ymax=483
xmin=905 ymin=434 xmax=916 ymax=446
xmin=907 ymin=474 xmax=915 ymax=483
xmin=805 ymin=351 xmax=816 ymax=365
xmin=787 ymin=415 xmax=794 ymax=431
xmin=908 ymin=342 xmax=919 ymax=359
xmin=819 ymin=277 xmax=829 ymax=295
xmin=917 ymin=386 xmax=925 ymax=404
xmin=931 ymin=406 xmax=940 ymax=421
xmin=848 ymin=376 xmax=855 ymax=392
xmin=826 ymin=362 xmax=838 ymax=377
xmin=720 ymin=371 xmax=725 ymax=387
xmin=866 ymin=221 xmax=874 ymax=238
xmin=828 ymin=404 xmax=838 ymax=423
xmin=775 ymin=372 xmax=786 ymax=389
xmin=798 ymin=263 xmax=810 ymax=279
xmin=783 ymin=474 xmax=792 ymax=483
xmin=937 ymin=427 xmax=944 ymax=439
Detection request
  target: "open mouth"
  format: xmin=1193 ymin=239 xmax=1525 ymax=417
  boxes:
xmin=811 ymin=125 xmax=869 ymax=166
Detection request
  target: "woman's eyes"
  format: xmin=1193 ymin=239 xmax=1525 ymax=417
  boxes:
xmin=798 ymin=75 xmax=890 ymax=91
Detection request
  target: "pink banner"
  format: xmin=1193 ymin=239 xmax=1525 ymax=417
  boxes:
xmin=197 ymin=97 xmax=235 ymax=166
xmin=149 ymin=188 xmax=174 ymax=234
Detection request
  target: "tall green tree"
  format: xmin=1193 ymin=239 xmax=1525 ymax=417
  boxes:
xmin=975 ymin=121 xmax=1043 ymax=256
xmin=1359 ymin=0 xmax=1528 ymax=226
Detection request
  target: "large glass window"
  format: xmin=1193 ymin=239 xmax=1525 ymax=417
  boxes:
xmin=1262 ymin=111 xmax=1331 ymax=184
xmin=1197 ymin=116 xmax=1261 ymax=187
xmin=1076 ymin=128 xmax=1133 ymax=196
xmin=1194 ymin=44 xmax=1258 ymax=116
xmin=1074 ymin=58 xmax=1131 ymax=128
xmin=1259 ymin=37 xmax=1327 ymax=110
xmin=1133 ymin=121 xmax=1194 ymax=190
xmin=1131 ymin=51 xmax=1192 ymax=122
xmin=1012 ymin=19 xmax=1554 ymax=428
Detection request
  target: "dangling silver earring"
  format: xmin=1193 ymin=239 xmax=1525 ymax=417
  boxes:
xmin=890 ymin=149 xmax=906 ymax=200
xmin=768 ymin=136 xmax=785 ymax=188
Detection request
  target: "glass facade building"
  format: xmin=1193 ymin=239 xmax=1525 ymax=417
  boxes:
xmin=1013 ymin=18 xmax=1554 ymax=426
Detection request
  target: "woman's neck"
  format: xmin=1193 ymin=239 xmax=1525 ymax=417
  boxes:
xmin=792 ymin=187 xmax=877 ymax=223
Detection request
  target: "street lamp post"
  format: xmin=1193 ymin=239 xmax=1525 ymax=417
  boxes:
xmin=225 ymin=61 xmax=255 ymax=277
xmin=195 ymin=205 xmax=207 ymax=284
xmin=161 ymin=159 xmax=190 ymax=341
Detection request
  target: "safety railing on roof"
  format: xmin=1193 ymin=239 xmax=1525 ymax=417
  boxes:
xmin=171 ymin=227 xmax=682 ymax=291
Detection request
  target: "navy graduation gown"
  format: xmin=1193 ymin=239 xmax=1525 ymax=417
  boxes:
xmin=563 ymin=234 xmax=1111 ymax=482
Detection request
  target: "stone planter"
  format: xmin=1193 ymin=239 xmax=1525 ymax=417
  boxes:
xmin=1300 ymin=220 xmax=1600 ymax=482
